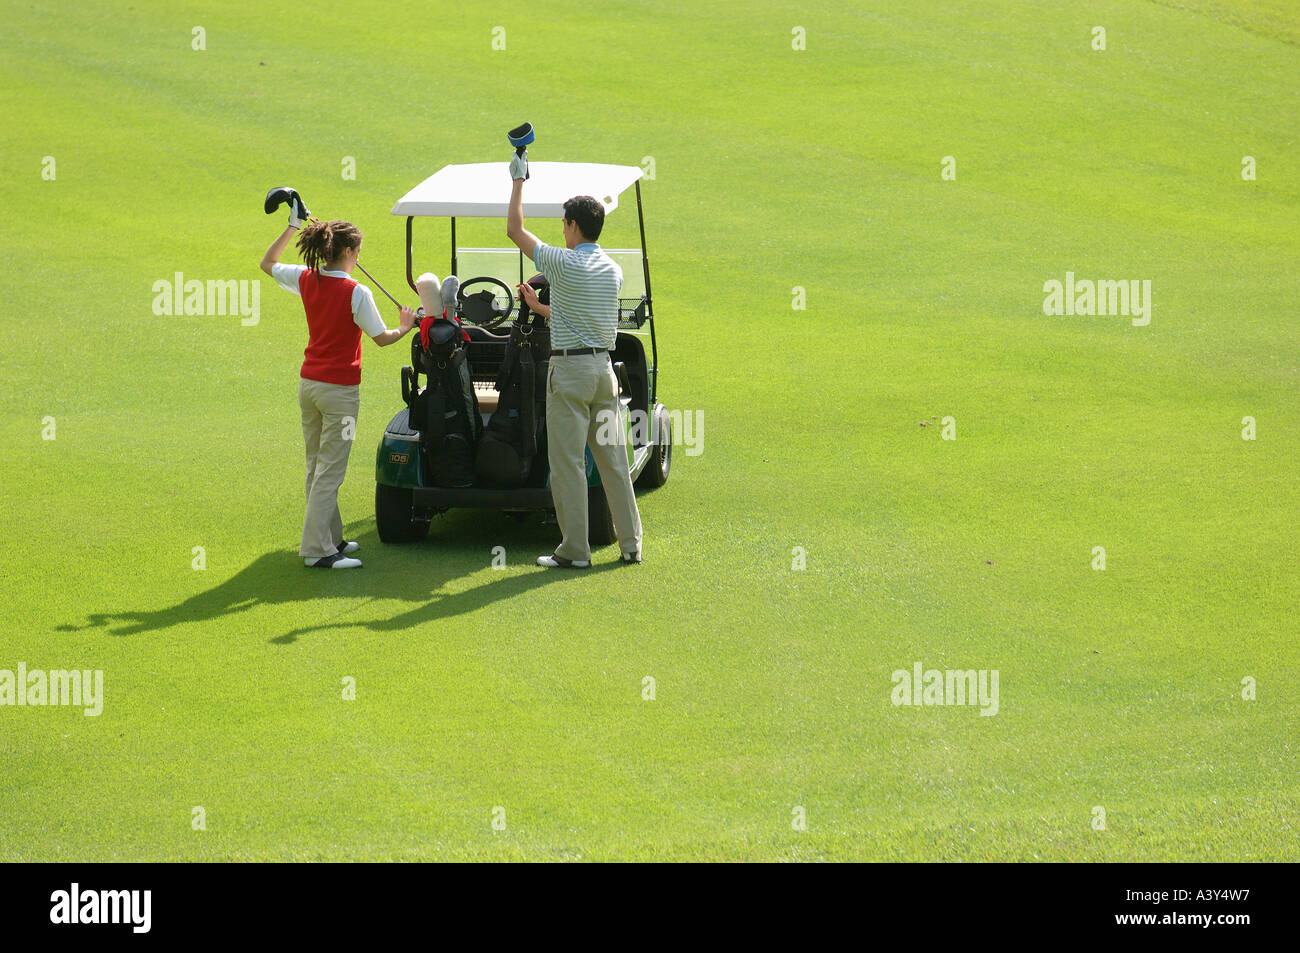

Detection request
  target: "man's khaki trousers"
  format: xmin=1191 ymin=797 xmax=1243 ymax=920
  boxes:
xmin=299 ymin=377 xmax=359 ymax=559
xmin=546 ymin=353 xmax=643 ymax=562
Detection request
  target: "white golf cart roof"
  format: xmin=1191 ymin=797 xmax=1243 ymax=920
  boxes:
xmin=391 ymin=162 xmax=644 ymax=218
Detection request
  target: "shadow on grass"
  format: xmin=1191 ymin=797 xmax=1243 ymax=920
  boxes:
xmin=56 ymin=510 xmax=625 ymax=644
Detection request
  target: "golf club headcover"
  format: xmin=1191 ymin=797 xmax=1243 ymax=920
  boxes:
xmin=527 ymin=272 xmax=549 ymax=306
xmin=265 ymin=187 xmax=311 ymax=228
xmin=440 ymin=275 xmax=460 ymax=319
xmin=508 ymin=122 xmax=535 ymax=151
xmin=263 ymin=187 xmax=290 ymax=214
xmin=416 ymin=273 xmax=441 ymax=318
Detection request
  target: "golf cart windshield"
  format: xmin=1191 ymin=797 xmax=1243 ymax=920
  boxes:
xmin=456 ymin=246 xmax=648 ymax=326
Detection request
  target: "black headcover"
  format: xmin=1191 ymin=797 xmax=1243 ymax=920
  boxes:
xmin=524 ymin=272 xmax=550 ymax=310
xmin=263 ymin=186 xmax=309 ymax=217
xmin=423 ymin=317 xmax=462 ymax=358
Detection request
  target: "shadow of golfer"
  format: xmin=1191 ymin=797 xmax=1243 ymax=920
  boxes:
xmin=267 ymin=557 xmax=621 ymax=645
xmin=56 ymin=511 xmax=621 ymax=642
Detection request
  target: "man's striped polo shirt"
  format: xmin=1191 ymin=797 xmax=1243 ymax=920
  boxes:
xmin=532 ymin=241 xmax=623 ymax=350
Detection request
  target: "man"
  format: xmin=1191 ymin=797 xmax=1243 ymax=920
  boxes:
xmin=505 ymin=154 xmax=643 ymax=567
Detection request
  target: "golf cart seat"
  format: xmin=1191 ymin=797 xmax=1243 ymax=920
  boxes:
xmin=474 ymin=382 xmax=499 ymax=414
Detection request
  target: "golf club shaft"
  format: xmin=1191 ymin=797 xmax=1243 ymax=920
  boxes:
xmin=355 ymin=261 xmax=404 ymax=310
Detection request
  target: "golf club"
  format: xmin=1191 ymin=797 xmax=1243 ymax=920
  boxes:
xmin=355 ymin=261 xmax=405 ymax=310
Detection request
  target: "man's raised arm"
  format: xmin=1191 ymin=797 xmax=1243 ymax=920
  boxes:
xmin=506 ymin=173 xmax=541 ymax=261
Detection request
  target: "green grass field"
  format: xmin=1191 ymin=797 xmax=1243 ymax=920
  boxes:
xmin=1 ymin=0 xmax=1296 ymax=861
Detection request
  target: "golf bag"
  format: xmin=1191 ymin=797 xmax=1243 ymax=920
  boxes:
xmin=409 ymin=316 xmax=481 ymax=487
xmin=475 ymin=277 xmax=550 ymax=486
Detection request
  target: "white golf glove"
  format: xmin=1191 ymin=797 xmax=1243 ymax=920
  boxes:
xmin=509 ymin=151 xmax=529 ymax=181
xmin=287 ymin=195 xmax=308 ymax=229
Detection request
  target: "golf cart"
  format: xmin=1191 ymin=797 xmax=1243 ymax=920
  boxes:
xmin=374 ymin=162 xmax=671 ymax=545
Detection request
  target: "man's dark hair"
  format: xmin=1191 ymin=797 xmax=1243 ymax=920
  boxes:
xmin=563 ymin=195 xmax=605 ymax=241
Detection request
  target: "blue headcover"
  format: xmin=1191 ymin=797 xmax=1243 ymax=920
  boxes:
xmin=508 ymin=122 xmax=535 ymax=148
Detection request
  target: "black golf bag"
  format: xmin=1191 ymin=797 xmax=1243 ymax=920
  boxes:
xmin=408 ymin=317 xmax=481 ymax=487
xmin=475 ymin=276 xmax=551 ymax=486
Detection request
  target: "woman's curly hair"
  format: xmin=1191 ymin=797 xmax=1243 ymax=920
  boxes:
xmin=296 ymin=219 xmax=362 ymax=272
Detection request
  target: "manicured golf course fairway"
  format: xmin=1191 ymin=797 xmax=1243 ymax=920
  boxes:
xmin=1 ymin=0 xmax=1296 ymax=860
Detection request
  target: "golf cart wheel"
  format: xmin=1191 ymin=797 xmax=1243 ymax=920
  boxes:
xmin=375 ymin=483 xmax=429 ymax=543
xmin=588 ymin=484 xmax=616 ymax=546
xmin=636 ymin=404 xmax=672 ymax=489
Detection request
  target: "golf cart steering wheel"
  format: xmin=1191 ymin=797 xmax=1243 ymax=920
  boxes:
xmin=456 ymin=277 xmax=515 ymax=331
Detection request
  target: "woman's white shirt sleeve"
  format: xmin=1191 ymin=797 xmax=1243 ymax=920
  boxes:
xmin=351 ymin=284 xmax=387 ymax=337
xmin=271 ymin=263 xmax=307 ymax=295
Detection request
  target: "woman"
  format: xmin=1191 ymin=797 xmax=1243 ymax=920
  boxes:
xmin=260 ymin=204 xmax=416 ymax=568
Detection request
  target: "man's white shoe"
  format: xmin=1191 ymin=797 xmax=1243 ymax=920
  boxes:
xmin=305 ymin=553 xmax=363 ymax=569
xmin=337 ymin=541 xmax=360 ymax=554
xmin=536 ymin=554 xmax=591 ymax=569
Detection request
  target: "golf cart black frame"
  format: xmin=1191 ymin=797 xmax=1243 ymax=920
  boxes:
xmin=402 ymin=180 xmax=658 ymax=406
